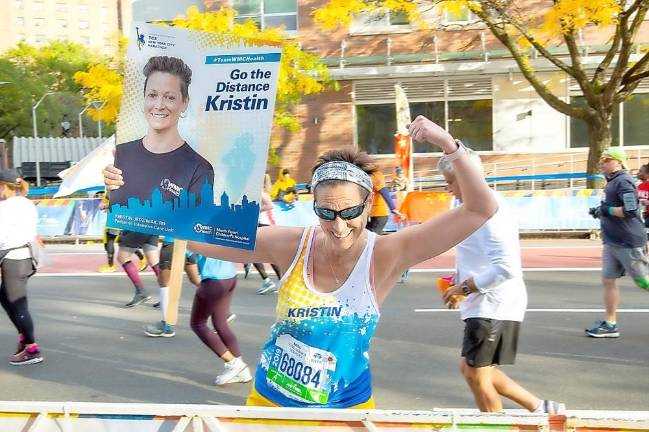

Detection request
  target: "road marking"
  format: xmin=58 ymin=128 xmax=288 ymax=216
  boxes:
xmin=34 ymin=270 xmax=251 ymax=277
xmin=408 ymin=268 xmax=602 ymax=272
xmin=415 ymin=308 xmax=649 ymax=313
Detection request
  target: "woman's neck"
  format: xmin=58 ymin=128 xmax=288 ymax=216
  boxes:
xmin=143 ymin=129 xmax=184 ymax=153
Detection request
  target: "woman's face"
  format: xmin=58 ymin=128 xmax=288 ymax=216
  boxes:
xmin=314 ymin=182 xmax=369 ymax=252
xmin=144 ymin=71 xmax=189 ymax=132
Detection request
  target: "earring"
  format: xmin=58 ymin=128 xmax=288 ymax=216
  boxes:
xmin=180 ymin=111 xmax=187 ymax=118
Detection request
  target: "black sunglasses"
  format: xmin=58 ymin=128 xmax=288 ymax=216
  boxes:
xmin=313 ymin=199 xmax=368 ymax=221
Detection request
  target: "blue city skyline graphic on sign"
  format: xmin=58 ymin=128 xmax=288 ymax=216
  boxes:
xmin=107 ymin=179 xmax=260 ymax=250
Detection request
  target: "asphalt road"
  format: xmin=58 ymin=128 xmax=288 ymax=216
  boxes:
xmin=0 ymin=251 xmax=647 ymax=410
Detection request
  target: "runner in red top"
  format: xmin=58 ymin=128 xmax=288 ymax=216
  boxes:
xmin=637 ymin=164 xmax=649 ymax=236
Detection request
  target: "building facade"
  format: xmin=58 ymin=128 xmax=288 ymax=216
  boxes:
xmin=251 ymin=0 xmax=649 ymax=182
xmin=0 ymin=0 xmax=133 ymax=54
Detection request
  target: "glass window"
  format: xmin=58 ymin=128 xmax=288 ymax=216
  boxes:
xmin=79 ymin=21 xmax=89 ymax=29
xmin=33 ymin=17 xmax=44 ymax=27
xmin=356 ymin=104 xmax=397 ymax=155
xmin=410 ymin=101 xmax=445 ymax=153
xmin=265 ymin=0 xmax=295 ymax=14
xmin=58 ymin=19 xmax=67 ymax=29
xmin=56 ymin=2 xmax=66 ymax=12
xmin=447 ymin=99 xmax=493 ymax=151
xmin=32 ymin=1 xmax=42 ymax=10
xmin=264 ymin=14 xmax=297 ymax=30
xmin=234 ymin=0 xmax=297 ymax=31
xmin=444 ymin=6 xmax=479 ymax=23
xmin=34 ymin=34 xmax=46 ymax=44
xmin=357 ymin=97 xmax=493 ymax=154
xmin=351 ymin=9 xmax=410 ymax=32
xmin=622 ymin=93 xmax=649 ymax=147
xmin=570 ymin=96 xmax=619 ymax=148
xmin=235 ymin=0 xmax=261 ymax=16
xmin=79 ymin=4 xmax=88 ymax=13
xmin=15 ymin=17 xmax=24 ymax=26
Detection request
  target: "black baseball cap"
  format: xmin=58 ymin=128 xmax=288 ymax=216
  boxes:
xmin=0 ymin=168 xmax=19 ymax=183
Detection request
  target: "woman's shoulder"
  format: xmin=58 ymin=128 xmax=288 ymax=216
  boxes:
xmin=115 ymin=138 xmax=143 ymax=155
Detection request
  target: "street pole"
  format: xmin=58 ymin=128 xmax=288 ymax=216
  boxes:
xmin=32 ymin=91 xmax=54 ymax=187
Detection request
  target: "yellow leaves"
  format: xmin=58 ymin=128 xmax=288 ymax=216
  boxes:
xmin=73 ymin=64 xmax=122 ymax=123
xmin=541 ymin=0 xmax=621 ymax=36
xmin=312 ymin=0 xmax=370 ymax=31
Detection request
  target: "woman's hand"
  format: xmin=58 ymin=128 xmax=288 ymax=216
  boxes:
xmin=407 ymin=115 xmax=456 ymax=153
xmin=103 ymin=165 xmax=124 ymax=191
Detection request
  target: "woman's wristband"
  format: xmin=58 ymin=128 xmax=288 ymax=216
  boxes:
xmin=443 ymin=139 xmax=466 ymax=162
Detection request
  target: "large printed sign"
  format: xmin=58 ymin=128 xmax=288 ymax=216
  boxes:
xmin=108 ymin=23 xmax=282 ymax=250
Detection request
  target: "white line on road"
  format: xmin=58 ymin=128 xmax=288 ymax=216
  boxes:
xmin=415 ymin=308 xmax=649 ymax=313
xmin=408 ymin=268 xmax=601 ymax=273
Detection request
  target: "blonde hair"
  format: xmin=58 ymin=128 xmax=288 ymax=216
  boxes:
xmin=0 ymin=178 xmax=29 ymax=197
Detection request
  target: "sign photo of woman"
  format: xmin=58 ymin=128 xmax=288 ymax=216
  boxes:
xmin=109 ymin=56 xmax=215 ymax=209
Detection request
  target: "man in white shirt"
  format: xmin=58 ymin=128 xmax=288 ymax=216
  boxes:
xmin=438 ymin=148 xmax=562 ymax=413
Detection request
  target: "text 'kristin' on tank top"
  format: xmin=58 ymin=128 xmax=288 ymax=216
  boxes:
xmin=254 ymin=226 xmax=380 ymax=408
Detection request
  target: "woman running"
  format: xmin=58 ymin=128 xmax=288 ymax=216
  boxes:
xmin=0 ymin=169 xmax=43 ymax=365
xmin=190 ymin=254 xmax=252 ymax=385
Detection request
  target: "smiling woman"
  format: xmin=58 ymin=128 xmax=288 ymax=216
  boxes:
xmin=187 ymin=115 xmax=499 ymax=409
xmin=109 ymin=56 xmax=215 ymax=208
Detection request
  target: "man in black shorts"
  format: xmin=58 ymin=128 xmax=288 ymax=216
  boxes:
xmin=438 ymin=150 xmax=562 ymax=413
xmin=117 ymin=231 xmax=160 ymax=307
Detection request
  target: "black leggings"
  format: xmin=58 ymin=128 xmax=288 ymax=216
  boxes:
xmin=0 ymin=259 xmax=35 ymax=344
xmin=190 ymin=278 xmax=240 ymax=358
xmin=253 ymin=262 xmax=281 ymax=280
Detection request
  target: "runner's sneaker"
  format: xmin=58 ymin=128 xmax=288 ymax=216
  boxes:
xmin=215 ymin=358 xmax=252 ymax=385
xmin=227 ymin=313 xmax=237 ymax=323
xmin=144 ymin=321 xmax=175 ymax=338
xmin=125 ymin=290 xmax=151 ymax=308
xmin=152 ymin=301 xmax=160 ymax=308
xmin=585 ymin=320 xmax=619 ymax=338
xmin=10 ymin=346 xmax=43 ymax=366
xmin=98 ymin=265 xmax=115 ymax=273
xmin=15 ymin=335 xmax=25 ymax=356
xmin=257 ymin=278 xmax=276 ymax=295
xmin=139 ymin=257 xmax=148 ymax=272
xmin=243 ymin=263 xmax=252 ymax=279
xmin=399 ymin=269 xmax=410 ymax=283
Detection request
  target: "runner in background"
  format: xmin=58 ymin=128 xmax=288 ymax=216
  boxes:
xmin=190 ymin=253 xmax=252 ymax=385
xmin=438 ymin=150 xmax=562 ymax=414
xmin=145 ymin=237 xmax=201 ymax=337
xmin=244 ymin=191 xmax=281 ymax=294
xmin=636 ymin=163 xmax=649 ymax=239
xmin=367 ymin=170 xmax=404 ymax=235
xmin=0 ymin=169 xmax=43 ymax=365
xmin=95 ymin=191 xmax=146 ymax=273
xmin=117 ymin=231 xmax=160 ymax=307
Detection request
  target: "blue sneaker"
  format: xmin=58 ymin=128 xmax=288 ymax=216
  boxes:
xmin=144 ymin=321 xmax=175 ymax=338
xmin=585 ymin=320 xmax=619 ymax=338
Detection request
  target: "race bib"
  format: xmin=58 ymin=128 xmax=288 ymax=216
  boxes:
xmin=266 ymin=334 xmax=337 ymax=404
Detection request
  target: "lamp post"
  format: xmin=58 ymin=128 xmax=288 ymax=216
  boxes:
xmin=79 ymin=100 xmax=104 ymax=138
xmin=32 ymin=91 xmax=55 ymax=187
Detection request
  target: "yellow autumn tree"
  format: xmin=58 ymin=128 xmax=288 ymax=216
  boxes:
xmin=74 ymin=6 xmax=334 ymax=136
xmin=314 ymin=0 xmax=649 ymax=186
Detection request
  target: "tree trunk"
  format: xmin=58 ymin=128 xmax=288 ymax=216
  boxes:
xmin=585 ymin=112 xmax=613 ymax=189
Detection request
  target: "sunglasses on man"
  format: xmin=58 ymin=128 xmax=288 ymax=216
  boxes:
xmin=313 ymin=199 xmax=368 ymax=221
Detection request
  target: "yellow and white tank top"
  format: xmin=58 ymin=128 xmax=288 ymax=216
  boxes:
xmin=254 ymin=226 xmax=380 ymax=407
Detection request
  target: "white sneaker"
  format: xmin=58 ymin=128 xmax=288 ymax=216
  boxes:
xmin=257 ymin=278 xmax=276 ymax=295
xmin=215 ymin=358 xmax=253 ymax=385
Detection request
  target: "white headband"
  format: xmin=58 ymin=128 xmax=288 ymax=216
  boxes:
xmin=312 ymin=161 xmax=373 ymax=194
